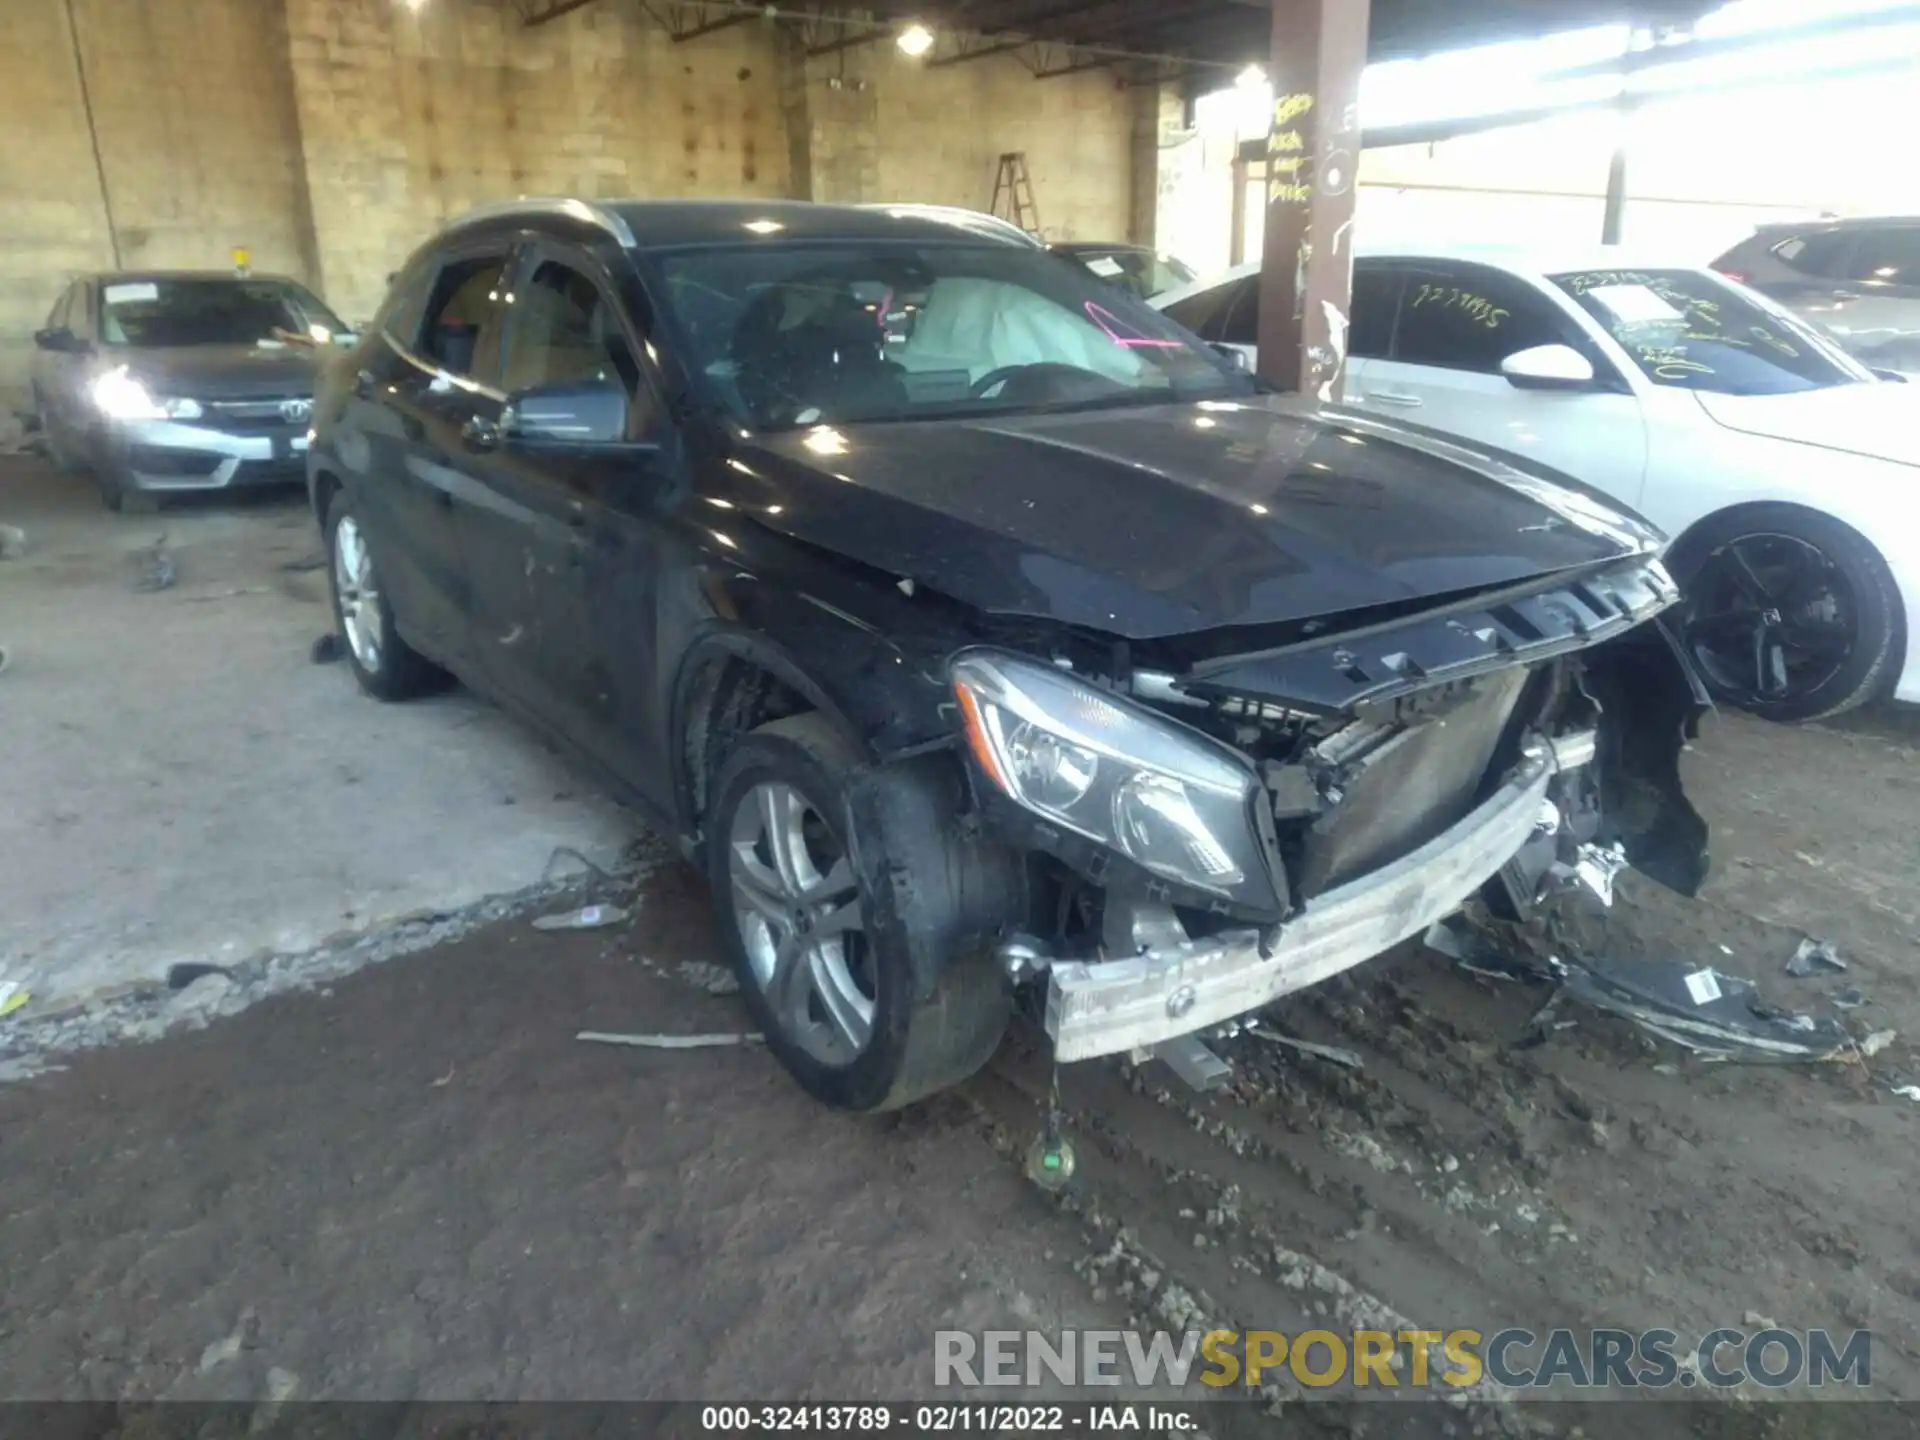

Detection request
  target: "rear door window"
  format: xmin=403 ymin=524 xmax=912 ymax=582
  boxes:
xmin=1390 ymin=264 xmax=1566 ymax=373
xmin=1217 ymin=277 xmax=1262 ymax=347
xmin=1771 ymin=230 xmax=1854 ymax=279
xmin=1349 ymin=265 xmax=1402 ymax=360
xmin=1161 ymin=279 xmax=1244 ymax=341
xmin=416 ymin=253 xmax=511 ymax=382
xmin=1173 ymin=269 xmax=1399 ymax=361
xmin=1843 ymin=227 xmax=1920 ymax=288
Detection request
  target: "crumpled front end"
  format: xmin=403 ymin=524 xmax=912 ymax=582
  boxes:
xmin=954 ymin=555 xmax=1709 ymax=1064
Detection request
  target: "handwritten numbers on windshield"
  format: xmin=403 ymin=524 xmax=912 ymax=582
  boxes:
xmin=1635 ymin=345 xmax=1716 ymax=381
xmin=1411 ymin=283 xmax=1507 ymax=329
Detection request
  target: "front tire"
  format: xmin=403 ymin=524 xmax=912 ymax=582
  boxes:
xmin=1671 ymin=505 xmax=1900 ymax=724
xmin=324 ymin=492 xmax=448 ymax=701
xmin=707 ymin=713 xmax=1012 ymax=1112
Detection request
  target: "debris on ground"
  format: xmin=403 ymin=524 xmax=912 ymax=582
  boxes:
xmin=1558 ymin=955 xmax=1857 ymax=1062
xmin=0 ymin=523 xmax=26 ymax=559
xmin=1831 ymin=986 xmax=1870 ymax=1010
xmin=1568 ymin=842 xmax=1628 ymax=906
xmin=166 ymin=972 xmax=236 ymax=1022
xmin=1892 ymin=1085 xmax=1920 ymax=1102
xmin=166 ymin=962 xmax=235 ymax=990
xmin=674 ymin=960 xmax=741 ymax=996
xmin=0 ymin=644 xmax=10 ymax=679
xmin=1424 ymin=915 xmax=1560 ymax=983
xmin=1860 ymin=1030 xmax=1898 ymax=1058
xmin=1784 ymin=937 xmax=1847 ymax=977
xmin=532 ymin=903 xmax=630 ymax=932
xmin=0 ymin=982 xmax=29 ymax=1020
xmin=1246 ymin=1025 xmax=1364 ymax=1070
xmin=541 ymin=845 xmax=612 ymax=884
xmin=131 ymin=536 xmax=175 ymax=592
xmin=308 ymin=633 xmax=341 ymax=664
xmin=577 ymin=1030 xmax=763 ymax=1049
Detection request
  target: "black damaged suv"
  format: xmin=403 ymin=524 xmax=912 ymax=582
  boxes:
xmin=307 ymin=198 xmax=1709 ymax=1112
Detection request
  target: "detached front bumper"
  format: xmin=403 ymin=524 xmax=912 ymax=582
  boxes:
xmin=101 ymin=418 xmax=310 ymax=493
xmin=1043 ymin=751 xmax=1558 ymax=1062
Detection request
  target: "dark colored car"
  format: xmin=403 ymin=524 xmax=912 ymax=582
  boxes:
xmin=1714 ymin=217 xmax=1920 ymax=377
xmin=31 ymin=271 xmax=351 ymax=510
xmin=1050 ymin=241 xmax=1197 ymax=300
xmin=306 ymin=198 xmax=1709 ymax=1113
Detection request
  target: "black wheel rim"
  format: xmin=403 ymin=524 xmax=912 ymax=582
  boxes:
xmin=1684 ymin=532 xmax=1856 ymax=708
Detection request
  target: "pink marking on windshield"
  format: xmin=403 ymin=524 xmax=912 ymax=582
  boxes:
xmin=1085 ymin=301 xmax=1183 ymax=349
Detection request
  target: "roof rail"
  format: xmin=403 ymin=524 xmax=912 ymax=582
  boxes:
xmin=857 ymin=203 xmax=1041 ymax=249
xmin=443 ymin=196 xmax=637 ymax=248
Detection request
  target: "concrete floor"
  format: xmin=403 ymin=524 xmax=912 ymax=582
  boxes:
xmin=0 ymin=456 xmax=638 ymax=1013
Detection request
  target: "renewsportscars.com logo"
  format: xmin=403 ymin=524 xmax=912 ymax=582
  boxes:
xmin=935 ymin=1327 xmax=1872 ymax=1391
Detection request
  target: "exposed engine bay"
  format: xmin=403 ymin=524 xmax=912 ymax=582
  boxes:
xmin=958 ymin=555 xmax=1711 ymax=1065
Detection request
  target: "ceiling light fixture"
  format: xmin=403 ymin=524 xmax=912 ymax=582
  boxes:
xmin=896 ymin=23 xmax=934 ymax=58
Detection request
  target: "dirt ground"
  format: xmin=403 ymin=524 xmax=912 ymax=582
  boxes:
xmin=4 ymin=557 xmax=1920 ymax=1434
xmin=0 ymin=455 xmax=635 ymax=1011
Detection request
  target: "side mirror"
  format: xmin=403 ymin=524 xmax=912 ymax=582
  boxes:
xmin=34 ymin=327 xmax=84 ymax=353
xmin=1209 ymin=342 xmax=1253 ymax=373
xmin=502 ymin=377 xmax=629 ymax=445
xmin=1501 ymin=344 xmax=1595 ymax=391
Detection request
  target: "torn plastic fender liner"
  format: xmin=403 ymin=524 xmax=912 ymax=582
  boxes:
xmin=842 ymin=750 xmax=1027 ymax=1001
xmin=1581 ymin=615 xmax=1711 ymax=897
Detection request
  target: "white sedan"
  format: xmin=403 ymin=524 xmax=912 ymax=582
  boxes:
xmin=1155 ymin=246 xmax=1920 ymax=722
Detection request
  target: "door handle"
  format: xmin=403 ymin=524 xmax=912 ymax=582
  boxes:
xmin=1370 ymin=391 xmax=1424 ymax=407
xmin=461 ymin=415 xmax=500 ymax=450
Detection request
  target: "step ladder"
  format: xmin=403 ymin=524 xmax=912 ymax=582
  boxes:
xmin=989 ymin=152 xmax=1040 ymax=236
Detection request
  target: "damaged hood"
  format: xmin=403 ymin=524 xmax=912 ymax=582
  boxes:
xmin=738 ymin=395 xmax=1663 ymax=638
xmin=115 ymin=343 xmax=322 ymax=400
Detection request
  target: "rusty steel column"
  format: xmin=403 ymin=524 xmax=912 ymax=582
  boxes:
xmin=1255 ymin=0 xmax=1370 ymax=399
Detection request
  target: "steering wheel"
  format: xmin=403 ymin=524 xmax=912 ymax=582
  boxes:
xmin=968 ymin=362 xmax=1108 ymax=400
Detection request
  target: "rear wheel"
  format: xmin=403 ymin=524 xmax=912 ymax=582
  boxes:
xmin=1672 ymin=505 xmax=1900 ymax=724
xmin=707 ymin=713 xmax=1011 ymax=1112
xmin=324 ymin=493 xmax=449 ymax=701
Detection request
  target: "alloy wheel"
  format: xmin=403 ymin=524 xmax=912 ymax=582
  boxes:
xmin=1684 ymin=532 xmax=1855 ymax=708
xmin=333 ymin=515 xmax=385 ymax=673
xmin=727 ymin=780 xmax=875 ymax=1066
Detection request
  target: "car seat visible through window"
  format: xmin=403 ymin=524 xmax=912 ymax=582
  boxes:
xmin=729 ymin=282 xmax=909 ymax=425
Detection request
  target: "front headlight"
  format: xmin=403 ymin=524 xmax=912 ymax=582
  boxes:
xmin=90 ymin=366 xmax=202 ymax=421
xmin=952 ymin=651 xmax=1269 ymax=904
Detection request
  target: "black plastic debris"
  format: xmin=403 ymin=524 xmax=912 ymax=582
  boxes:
xmin=1425 ymin=916 xmax=1562 ymax=984
xmin=1558 ymin=955 xmax=1855 ymax=1062
xmin=1784 ymin=937 xmax=1847 ymax=977
xmin=309 ymin=632 xmax=342 ymax=664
